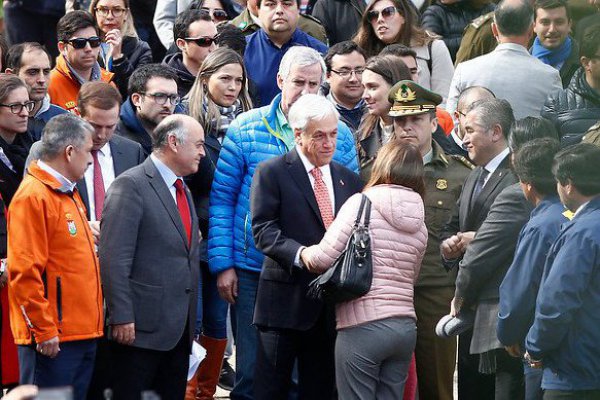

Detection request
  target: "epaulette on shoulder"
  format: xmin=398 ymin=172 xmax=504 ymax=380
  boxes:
xmin=470 ymin=12 xmax=493 ymax=29
xmin=450 ymin=154 xmax=475 ymax=169
xmin=300 ymin=13 xmax=322 ymax=25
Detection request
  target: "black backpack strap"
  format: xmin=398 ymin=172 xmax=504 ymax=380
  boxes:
xmin=427 ymin=40 xmax=434 ymax=76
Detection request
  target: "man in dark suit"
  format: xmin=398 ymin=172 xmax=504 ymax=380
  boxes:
xmin=440 ymin=98 xmax=518 ymax=400
xmin=250 ymin=94 xmax=363 ymax=400
xmin=99 ymin=114 xmax=205 ymax=399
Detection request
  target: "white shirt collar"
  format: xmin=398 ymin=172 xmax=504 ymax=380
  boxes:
xmin=97 ymin=142 xmax=112 ymax=157
xmin=150 ymin=153 xmax=179 ymax=189
xmin=34 ymin=94 xmax=52 ymax=118
xmin=483 ymin=147 xmax=510 ymax=174
xmin=37 ymin=159 xmax=76 ymax=192
xmin=296 ymin=145 xmax=331 ymax=177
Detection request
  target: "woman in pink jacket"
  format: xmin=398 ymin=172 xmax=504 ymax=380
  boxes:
xmin=301 ymin=142 xmax=428 ymax=400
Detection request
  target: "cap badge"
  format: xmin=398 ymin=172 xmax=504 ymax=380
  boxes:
xmin=436 ymin=179 xmax=448 ymax=190
xmin=395 ymin=84 xmax=417 ymax=103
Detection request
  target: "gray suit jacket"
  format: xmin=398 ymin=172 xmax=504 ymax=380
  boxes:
xmin=455 ymin=183 xmax=533 ymax=305
xmin=447 ymin=43 xmax=562 ymax=119
xmin=99 ymin=157 xmax=200 ymax=351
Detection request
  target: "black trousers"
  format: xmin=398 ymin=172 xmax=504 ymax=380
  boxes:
xmin=495 ymin=348 xmax=525 ymax=400
xmin=254 ymin=310 xmax=336 ymax=400
xmin=109 ymin=333 xmax=190 ymax=400
xmin=457 ymin=329 xmax=495 ymax=400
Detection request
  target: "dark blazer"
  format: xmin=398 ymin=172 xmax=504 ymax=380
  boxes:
xmin=455 ymin=183 xmax=533 ymax=305
xmin=77 ymin=135 xmax=146 ymax=218
xmin=250 ymin=148 xmax=363 ymax=331
xmin=99 ymin=157 xmax=200 ymax=351
xmin=441 ymin=153 xmax=517 ymax=269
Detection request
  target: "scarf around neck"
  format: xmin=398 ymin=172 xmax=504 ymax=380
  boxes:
xmin=532 ymin=36 xmax=572 ymax=68
xmin=203 ymin=98 xmax=241 ymax=142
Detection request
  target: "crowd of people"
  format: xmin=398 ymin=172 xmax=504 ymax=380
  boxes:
xmin=0 ymin=0 xmax=599 ymax=399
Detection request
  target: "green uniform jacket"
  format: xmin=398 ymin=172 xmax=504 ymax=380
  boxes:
xmin=231 ymin=9 xmax=328 ymax=45
xmin=419 ymin=140 xmax=473 ymax=287
xmin=454 ymin=11 xmax=495 ymax=65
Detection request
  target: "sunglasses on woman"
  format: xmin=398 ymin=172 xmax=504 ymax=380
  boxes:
xmin=201 ymin=7 xmax=229 ymax=22
xmin=184 ymin=36 xmax=217 ymax=47
xmin=367 ymin=6 xmax=398 ymax=23
xmin=67 ymin=36 xmax=102 ymax=49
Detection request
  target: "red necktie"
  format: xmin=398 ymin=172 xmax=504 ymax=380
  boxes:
xmin=174 ymin=178 xmax=192 ymax=245
xmin=92 ymin=150 xmax=105 ymax=221
xmin=310 ymin=167 xmax=334 ymax=228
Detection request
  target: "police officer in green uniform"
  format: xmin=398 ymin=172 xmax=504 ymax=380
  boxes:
xmin=455 ymin=10 xmax=496 ymax=65
xmin=389 ymin=80 xmax=473 ymax=400
xmin=230 ymin=0 xmax=328 ymax=44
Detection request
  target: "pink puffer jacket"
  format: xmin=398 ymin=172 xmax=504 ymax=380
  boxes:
xmin=304 ymin=184 xmax=427 ymax=330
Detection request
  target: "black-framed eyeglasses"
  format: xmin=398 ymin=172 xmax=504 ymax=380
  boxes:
xmin=184 ymin=36 xmax=217 ymax=47
xmin=95 ymin=6 xmax=128 ymax=17
xmin=0 ymin=101 xmax=35 ymax=114
xmin=67 ymin=36 xmax=102 ymax=49
xmin=200 ymin=7 xmax=229 ymax=22
xmin=456 ymin=110 xmax=467 ymax=118
xmin=367 ymin=6 xmax=398 ymax=23
xmin=142 ymin=92 xmax=181 ymax=106
xmin=330 ymin=68 xmax=365 ymax=78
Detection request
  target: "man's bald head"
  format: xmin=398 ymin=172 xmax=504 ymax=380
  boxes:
xmin=494 ymin=0 xmax=534 ymax=36
xmin=457 ymin=86 xmax=496 ymax=111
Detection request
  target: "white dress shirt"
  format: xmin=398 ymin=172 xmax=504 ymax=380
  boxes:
xmin=38 ymin=160 xmax=76 ymax=192
xmin=296 ymin=145 xmax=336 ymax=211
xmin=482 ymin=147 xmax=510 ymax=188
xmin=84 ymin=143 xmax=116 ymax=222
xmin=150 ymin=153 xmax=180 ymax=204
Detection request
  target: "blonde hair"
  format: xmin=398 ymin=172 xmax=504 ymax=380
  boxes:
xmin=89 ymin=0 xmax=138 ymax=38
xmin=187 ymin=47 xmax=252 ymax=133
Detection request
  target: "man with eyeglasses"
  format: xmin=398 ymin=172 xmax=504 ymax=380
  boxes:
xmin=164 ymin=9 xmax=217 ymax=98
xmin=244 ymin=0 xmax=328 ymax=106
xmin=5 ymin=42 xmax=68 ymax=141
xmin=323 ymin=41 xmax=367 ymax=134
xmin=542 ymin=24 xmax=600 ymax=147
xmin=48 ymin=11 xmax=115 ymax=114
xmin=118 ymin=63 xmax=182 ymax=155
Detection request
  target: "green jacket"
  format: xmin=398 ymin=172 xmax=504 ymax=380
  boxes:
xmin=419 ymin=140 xmax=473 ymax=287
xmin=455 ymin=11 xmax=495 ymax=65
xmin=231 ymin=8 xmax=328 ymax=45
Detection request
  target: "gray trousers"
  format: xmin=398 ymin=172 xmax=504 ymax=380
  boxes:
xmin=335 ymin=317 xmax=417 ymax=400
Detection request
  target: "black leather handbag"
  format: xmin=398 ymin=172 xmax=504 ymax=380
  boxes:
xmin=307 ymin=194 xmax=373 ymax=303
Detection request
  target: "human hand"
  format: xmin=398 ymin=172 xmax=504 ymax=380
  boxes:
xmin=0 ymin=258 xmax=7 ymax=289
xmin=3 ymin=385 xmax=38 ymax=400
xmin=217 ymin=268 xmax=238 ymax=304
xmin=450 ymin=296 xmax=463 ymax=317
xmin=300 ymin=248 xmax=314 ymax=271
xmin=112 ymin=323 xmax=135 ymax=345
xmin=505 ymin=344 xmax=522 ymax=358
xmin=36 ymin=336 xmax=60 ymax=358
xmin=457 ymin=231 xmax=475 ymax=251
xmin=104 ymin=29 xmax=124 ymax=59
xmin=524 ymin=351 xmax=543 ymax=369
xmin=441 ymin=235 xmax=463 ymax=259
xmin=89 ymin=221 xmax=101 ymax=244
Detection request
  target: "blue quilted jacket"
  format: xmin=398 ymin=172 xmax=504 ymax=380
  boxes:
xmin=207 ymin=94 xmax=359 ymax=274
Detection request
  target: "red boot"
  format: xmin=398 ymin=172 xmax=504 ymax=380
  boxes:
xmin=196 ymin=336 xmax=228 ymax=400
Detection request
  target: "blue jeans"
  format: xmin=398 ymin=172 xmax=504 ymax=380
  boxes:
xmin=196 ymin=262 xmax=229 ymax=339
xmin=524 ymin=362 xmax=543 ymax=400
xmin=230 ymin=268 xmax=260 ymax=400
xmin=18 ymin=339 xmax=97 ymax=400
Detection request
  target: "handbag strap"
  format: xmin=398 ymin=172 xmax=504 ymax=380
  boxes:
xmin=354 ymin=194 xmax=372 ymax=228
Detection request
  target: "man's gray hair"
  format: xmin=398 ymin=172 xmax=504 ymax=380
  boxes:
xmin=466 ymin=98 xmax=515 ymax=138
xmin=288 ymin=94 xmax=339 ymax=132
xmin=39 ymin=114 xmax=94 ymax=161
xmin=152 ymin=116 xmax=187 ymax=149
xmin=278 ymin=46 xmax=326 ymax=84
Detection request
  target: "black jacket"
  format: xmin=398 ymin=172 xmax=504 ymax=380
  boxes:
xmin=99 ymin=36 xmax=153 ymax=99
xmin=558 ymin=39 xmax=581 ymax=89
xmin=542 ymin=68 xmax=600 ymax=147
xmin=421 ymin=1 xmax=496 ymax=62
xmin=311 ymin=0 xmax=365 ymax=45
xmin=163 ymin=52 xmax=195 ymax=98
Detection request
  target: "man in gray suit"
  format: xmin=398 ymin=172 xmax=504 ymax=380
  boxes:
xmin=447 ymin=0 xmax=562 ymax=120
xmin=99 ymin=114 xmax=206 ymax=399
